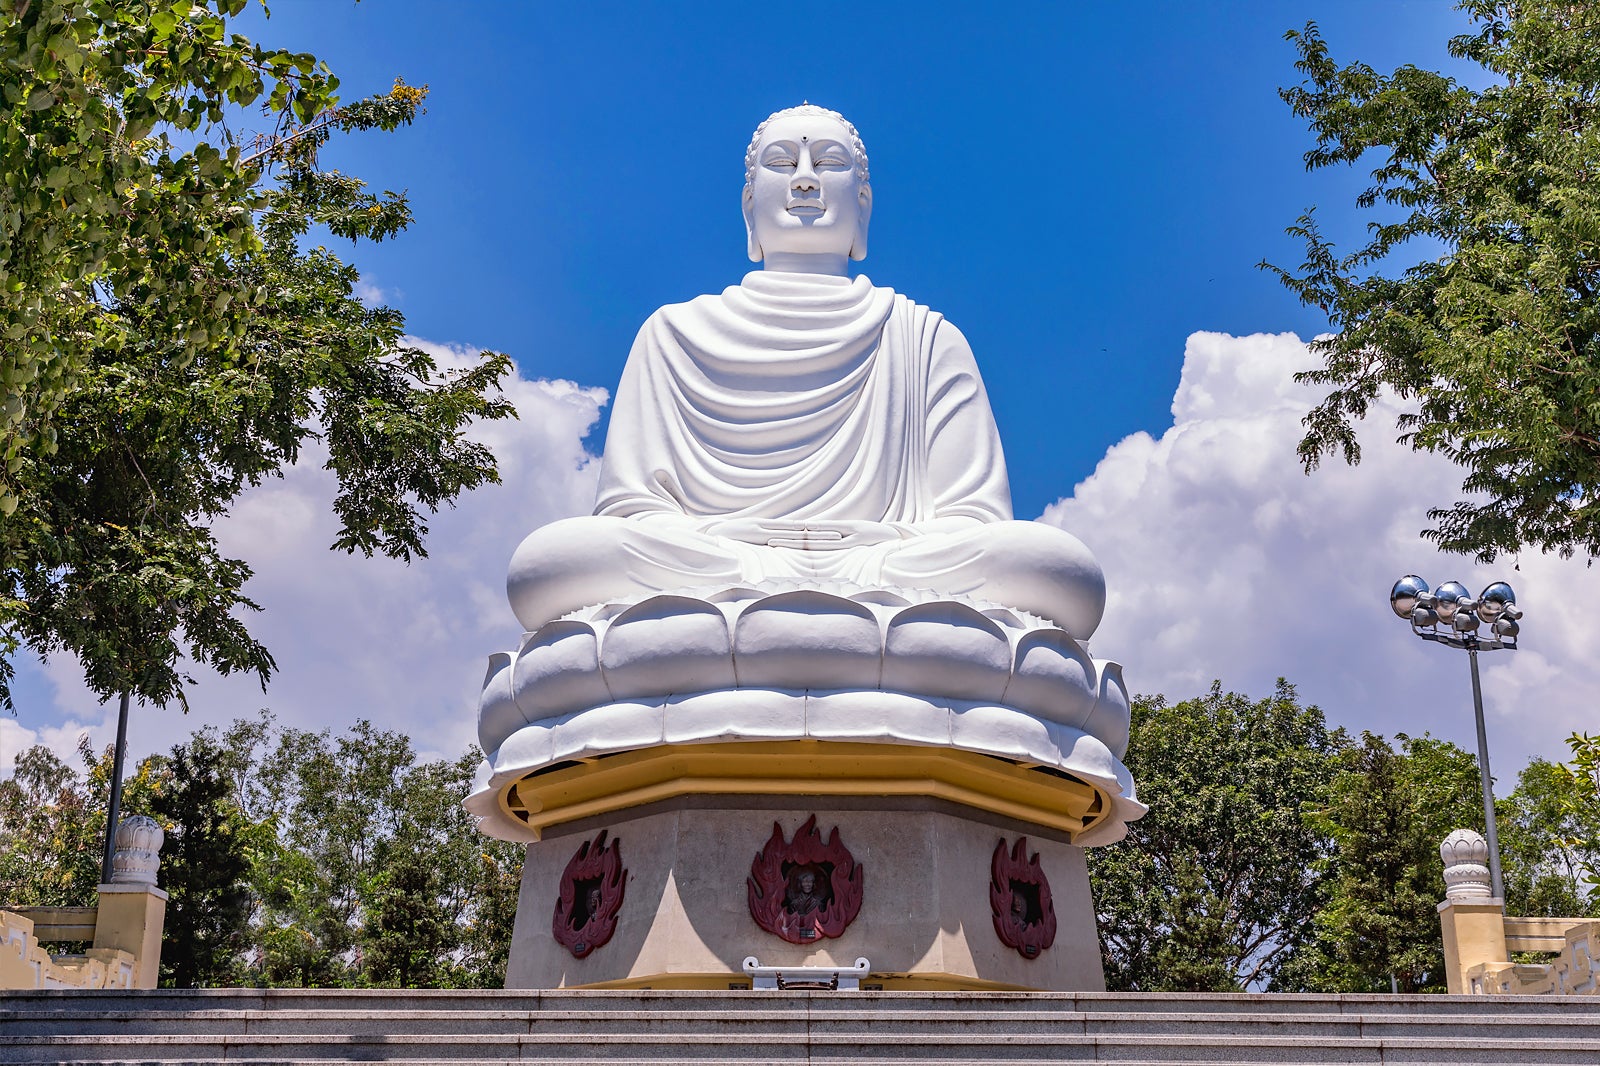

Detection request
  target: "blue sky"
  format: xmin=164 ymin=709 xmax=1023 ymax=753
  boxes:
xmin=242 ymin=0 xmax=1472 ymax=516
xmin=19 ymin=1 xmax=1598 ymax=790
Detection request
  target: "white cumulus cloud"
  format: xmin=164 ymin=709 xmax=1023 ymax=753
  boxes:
xmin=1044 ymin=330 xmax=1599 ymax=779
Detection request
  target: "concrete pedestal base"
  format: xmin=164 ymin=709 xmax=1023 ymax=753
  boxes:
xmin=507 ymin=796 xmax=1104 ymax=992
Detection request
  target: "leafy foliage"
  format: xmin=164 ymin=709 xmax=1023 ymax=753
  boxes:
xmin=1499 ymin=752 xmax=1600 ymax=917
xmin=0 ymin=0 xmax=343 ymax=509
xmin=1291 ymin=733 xmax=1482 ymax=992
xmin=0 ymin=2 xmax=514 ymax=711
xmin=1545 ymin=731 xmax=1600 ymax=897
xmin=0 ymin=714 xmax=523 ymax=988
xmin=4 ymin=689 xmax=1595 ymax=989
xmin=148 ymin=734 xmax=261 ymax=987
xmin=0 ymin=734 xmax=155 ymax=907
xmin=1088 ymin=681 xmax=1344 ymax=991
xmin=1266 ymin=2 xmax=1600 ymax=560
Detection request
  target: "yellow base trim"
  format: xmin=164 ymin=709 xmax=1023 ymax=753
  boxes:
xmin=501 ymin=741 xmax=1107 ymax=842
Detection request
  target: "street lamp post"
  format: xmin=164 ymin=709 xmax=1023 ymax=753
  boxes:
xmin=99 ymin=690 xmax=132 ymax=885
xmin=1389 ymin=575 xmax=1522 ymax=900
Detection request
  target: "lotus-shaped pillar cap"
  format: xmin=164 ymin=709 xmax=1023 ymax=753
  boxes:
xmin=1440 ymin=828 xmax=1492 ymax=900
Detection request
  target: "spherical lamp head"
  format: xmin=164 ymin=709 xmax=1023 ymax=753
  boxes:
xmin=1434 ymin=581 xmax=1470 ymax=622
xmin=1477 ymin=582 xmax=1516 ymax=623
xmin=1391 ymin=575 xmax=1429 ymax=620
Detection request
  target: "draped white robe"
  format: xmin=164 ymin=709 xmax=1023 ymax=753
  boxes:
xmin=507 ymin=272 xmax=1105 ymax=636
xmin=595 ymin=270 xmax=1010 ymax=527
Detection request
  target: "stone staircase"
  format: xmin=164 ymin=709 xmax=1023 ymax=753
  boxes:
xmin=2 ymin=988 xmax=1599 ymax=1064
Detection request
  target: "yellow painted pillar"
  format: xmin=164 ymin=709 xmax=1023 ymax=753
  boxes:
xmin=1438 ymin=898 xmax=1507 ymax=994
xmin=92 ymin=884 xmax=167 ymax=990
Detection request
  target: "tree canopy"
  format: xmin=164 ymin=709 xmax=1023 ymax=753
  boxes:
xmin=0 ymin=0 xmax=514 ymax=710
xmin=4 ymin=688 xmax=1596 ymax=988
xmin=1089 ymin=681 xmax=1344 ymax=991
xmin=1290 ymin=733 xmax=1482 ymax=992
xmin=1088 ymin=681 xmax=1598 ymax=992
xmin=1268 ymin=1 xmax=1600 ymax=561
xmin=0 ymin=714 xmax=521 ymax=987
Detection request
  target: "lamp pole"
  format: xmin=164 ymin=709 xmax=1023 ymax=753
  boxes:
xmin=99 ymin=690 xmax=131 ymax=885
xmin=1465 ymin=645 xmax=1504 ymax=899
xmin=1389 ymin=576 xmax=1521 ymax=900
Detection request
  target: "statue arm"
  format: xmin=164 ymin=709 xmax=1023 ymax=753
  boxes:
xmin=919 ymin=319 xmax=1013 ymax=525
xmin=593 ymin=316 xmax=696 ymax=522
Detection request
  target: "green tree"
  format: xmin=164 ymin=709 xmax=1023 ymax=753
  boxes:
xmin=1291 ymin=733 xmax=1481 ymax=992
xmin=233 ymin=718 xmax=521 ymax=988
xmin=149 ymin=734 xmax=263 ymax=986
xmin=245 ymin=720 xmax=414 ymax=985
xmin=461 ymin=837 xmax=524 ymax=989
xmin=1267 ymin=3 xmax=1600 ymax=561
xmin=1088 ymin=681 xmax=1344 ymax=991
xmin=1 ymin=714 xmax=524 ymax=987
xmin=0 ymin=736 xmax=157 ymax=908
xmin=2 ymin=1 xmax=514 ymax=712
xmin=0 ymin=0 xmax=344 ymax=507
xmin=1500 ymin=751 xmax=1600 ymax=918
xmin=0 ymin=742 xmax=101 ymax=907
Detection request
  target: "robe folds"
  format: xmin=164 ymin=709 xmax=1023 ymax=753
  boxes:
xmin=506 ymin=271 xmax=1106 ymax=637
xmin=594 ymin=270 xmax=1011 ymax=526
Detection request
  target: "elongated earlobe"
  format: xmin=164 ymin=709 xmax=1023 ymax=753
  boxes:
xmin=743 ymin=191 xmax=762 ymax=262
xmin=849 ymin=185 xmax=872 ymax=261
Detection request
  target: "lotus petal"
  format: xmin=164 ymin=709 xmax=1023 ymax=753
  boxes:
xmin=950 ymin=703 xmax=1057 ymax=764
xmin=805 ymin=690 xmax=952 ymax=745
xmin=1002 ymin=629 xmax=1097 ymax=728
xmin=512 ymin=620 xmax=611 ymax=723
xmin=601 ymin=595 xmax=734 ymax=699
xmin=882 ymin=601 xmax=1011 ymax=702
xmin=664 ymin=688 xmax=805 ymax=744
xmin=1084 ymin=660 xmax=1131 ymax=758
xmin=476 ymin=653 xmax=521 ymax=762
xmin=734 ymin=591 xmax=883 ymax=690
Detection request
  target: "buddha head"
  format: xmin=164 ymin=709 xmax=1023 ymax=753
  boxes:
xmin=742 ymin=104 xmax=872 ymax=267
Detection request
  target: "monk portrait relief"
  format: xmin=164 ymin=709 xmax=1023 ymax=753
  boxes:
xmin=506 ymin=104 xmax=1105 ymax=638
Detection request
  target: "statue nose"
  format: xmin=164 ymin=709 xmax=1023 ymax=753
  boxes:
xmin=791 ymin=159 xmax=819 ymax=191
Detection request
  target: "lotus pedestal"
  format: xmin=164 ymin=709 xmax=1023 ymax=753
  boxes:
xmin=469 ymin=586 xmax=1142 ymax=992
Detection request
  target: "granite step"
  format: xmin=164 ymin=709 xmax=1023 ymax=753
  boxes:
xmin=8 ymin=1006 xmax=1600 ymax=1041
xmin=2 ymin=989 xmax=1595 ymax=1065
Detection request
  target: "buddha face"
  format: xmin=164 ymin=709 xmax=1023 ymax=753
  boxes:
xmin=743 ymin=112 xmax=871 ymax=265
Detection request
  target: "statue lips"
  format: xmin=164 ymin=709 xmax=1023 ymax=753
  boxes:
xmin=786 ymin=201 xmax=824 ymax=217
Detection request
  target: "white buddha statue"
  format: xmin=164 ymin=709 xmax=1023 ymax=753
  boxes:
xmin=507 ymin=104 xmax=1106 ymax=638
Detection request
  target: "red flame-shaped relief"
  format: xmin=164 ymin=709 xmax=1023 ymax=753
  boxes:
xmin=747 ymin=815 xmax=864 ymax=944
xmin=552 ymin=830 xmax=626 ymax=959
xmin=990 ymin=836 xmax=1057 ymax=960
